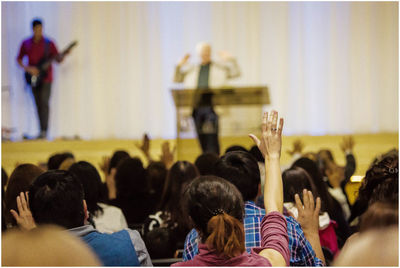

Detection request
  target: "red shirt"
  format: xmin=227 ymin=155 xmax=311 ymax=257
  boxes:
xmin=17 ymin=36 xmax=59 ymax=83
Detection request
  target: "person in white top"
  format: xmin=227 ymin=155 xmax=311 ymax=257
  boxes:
xmin=68 ymin=161 xmax=128 ymax=233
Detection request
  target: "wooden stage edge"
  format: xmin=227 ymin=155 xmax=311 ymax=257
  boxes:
xmin=2 ymin=132 xmax=398 ymax=204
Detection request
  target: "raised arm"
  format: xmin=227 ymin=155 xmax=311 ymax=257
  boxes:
xmin=249 ymin=111 xmax=289 ymax=266
xmin=173 ymin=54 xmax=191 ymax=83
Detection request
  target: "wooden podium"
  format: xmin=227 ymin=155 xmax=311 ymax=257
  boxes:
xmin=171 ymin=86 xmax=270 ymax=158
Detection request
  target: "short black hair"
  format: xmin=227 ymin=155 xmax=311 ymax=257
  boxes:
xmin=215 ymin=151 xmax=260 ymax=201
xmin=194 ymin=152 xmax=219 ymax=175
xmin=109 ymin=150 xmax=130 ymax=173
xmin=47 ymin=152 xmax=75 ymax=170
xmin=68 ymin=161 xmax=104 ymax=217
xmin=224 ymin=145 xmax=248 ymax=154
xmin=32 ymin=19 xmax=42 ymax=28
xmin=29 ymin=170 xmax=85 ymax=229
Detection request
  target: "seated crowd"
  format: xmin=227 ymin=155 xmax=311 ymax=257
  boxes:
xmin=1 ymin=111 xmax=398 ymax=266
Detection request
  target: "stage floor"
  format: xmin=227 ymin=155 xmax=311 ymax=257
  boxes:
xmin=2 ymin=132 xmax=398 ymax=204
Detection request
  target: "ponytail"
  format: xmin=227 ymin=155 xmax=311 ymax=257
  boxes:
xmin=205 ymin=213 xmax=245 ymax=258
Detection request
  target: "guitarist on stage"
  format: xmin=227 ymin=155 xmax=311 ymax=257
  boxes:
xmin=17 ymin=18 xmax=69 ymax=139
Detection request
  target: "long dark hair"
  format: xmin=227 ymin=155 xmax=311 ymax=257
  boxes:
xmin=184 ymin=175 xmax=245 ymax=257
xmin=282 ymin=166 xmax=318 ymax=203
xmin=159 ymin=161 xmax=199 ymax=228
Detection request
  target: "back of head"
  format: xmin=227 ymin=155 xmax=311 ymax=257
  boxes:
xmin=29 ymin=170 xmax=85 ymax=229
xmin=160 ymin=161 xmax=199 ymax=212
xmin=5 ymin=164 xmax=44 ymax=228
xmin=147 ymin=161 xmax=167 ymax=196
xmin=215 ymin=151 xmax=260 ymax=201
xmin=184 ymin=175 xmax=245 ymax=257
xmin=109 ymin=150 xmax=130 ymax=173
xmin=47 ymin=152 xmax=75 ymax=170
xmin=333 ymin=225 xmax=398 ymax=266
xmin=69 ymin=161 xmax=103 ymax=216
xmin=352 ymin=154 xmax=398 ymax=220
xmin=359 ymin=201 xmax=398 ymax=233
xmin=224 ymin=145 xmax=248 ymax=154
xmin=115 ymin=157 xmax=147 ymax=198
xmin=249 ymin=145 xmax=264 ymax=163
xmin=144 ymin=227 xmax=175 ymax=259
xmin=282 ymin=166 xmax=317 ymax=203
xmin=195 ymin=152 xmax=219 ymax=175
xmin=2 ymin=225 xmax=100 ymax=266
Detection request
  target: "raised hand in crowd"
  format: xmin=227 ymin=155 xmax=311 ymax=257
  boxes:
xmin=249 ymin=110 xmax=284 ymax=213
xmin=10 ymin=192 xmax=36 ymax=231
xmin=295 ymin=189 xmax=325 ymax=264
xmin=135 ymin=133 xmax=152 ymax=162
xmin=286 ymin=139 xmax=304 ymax=157
xmin=160 ymin=141 xmax=176 ymax=170
xmin=340 ymin=135 xmax=354 ymax=154
xmin=106 ymin=168 xmax=117 ymax=200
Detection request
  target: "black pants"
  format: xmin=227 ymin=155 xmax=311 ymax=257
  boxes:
xmin=32 ymin=82 xmax=51 ymax=132
xmin=192 ymin=106 xmax=220 ymax=155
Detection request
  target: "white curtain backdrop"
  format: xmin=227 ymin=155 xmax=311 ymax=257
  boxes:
xmin=2 ymin=1 xmax=398 ymax=140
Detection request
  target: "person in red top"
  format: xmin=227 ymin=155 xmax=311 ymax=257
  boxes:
xmin=17 ymin=19 xmax=66 ymax=139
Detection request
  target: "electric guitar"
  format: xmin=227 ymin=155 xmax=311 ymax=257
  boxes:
xmin=25 ymin=40 xmax=78 ymax=87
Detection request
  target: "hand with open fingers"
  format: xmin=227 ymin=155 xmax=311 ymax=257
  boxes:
xmin=10 ymin=192 xmax=36 ymax=231
xmin=286 ymin=139 xmax=304 ymax=156
xmin=340 ymin=135 xmax=355 ymax=153
xmin=294 ymin=189 xmax=321 ymax=235
xmin=160 ymin=141 xmax=176 ymax=169
xmin=249 ymin=110 xmax=284 ymax=160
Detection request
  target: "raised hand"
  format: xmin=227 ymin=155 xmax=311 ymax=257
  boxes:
xmin=135 ymin=133 xmax=152 ymax=161
xmin=340 ymin=136 xmax=354 ymax=153
xmin=286 ymin=139 xmax=304 ymax=156
xmin=178 ymin=54 xmax=191 ymax=67
xmin=294 ymin=189 xmax=325 ymax=264
xmin=106 ymin=168 xmax=117 ymax=200
xmin=249 ymin=110 xmax=284 ymax=160
xmin=160 ymin=141 xmax=176 ymax=170
xmin=10 ymin=192 xmax=36 ymax=231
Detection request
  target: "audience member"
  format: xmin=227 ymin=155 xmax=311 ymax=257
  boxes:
xmin=184 ymin=111 xmax=325 ymax=266
xmin=144 ymin=161 xmax=199 ymax=257
xmin=282 ymin=167 xmax=339 ymax=257
xmin=108 ymin=157 xmax=155 ymax=225
xmin=2 ymin=225 xmax=101 ymax=266
xmin=194 ymin=152 xmax=219 ymax=175
xmin=4 ymin=164 xmax=44 ymax=229
xmin=225 ymin=144 xmax=248 ymax=154
xmin=146 ymin=161 xmax=168 ymax=211
xmin=47 ymin=152 xmax=75 ymax=170
xmin=292 ymin=157 xmax=351 ymax=246
xmin=69 ymin=161 xmax=128 ymax=233
xmin=12 ymin=170 xmax=151 ymax=266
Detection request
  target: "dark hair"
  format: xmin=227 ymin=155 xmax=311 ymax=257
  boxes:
xmin=47 ymin=152 xmax=75 ymax=170
xmin=194 ymin=152 xmax=219 ymax=175
xmin=68 ymin=161 xmax=104 ymax=217
xmin=359 ymin=202 xmax=398 ymax=232
xmin=159 ymin=161 xmax=199 ymax=228
xmin=29 ymin=170 xmax=85 ymax=229
xmin=224 ymin=145 xmax=248 ymax=154
xmin=147 ymin=161 xmax=167 ymax=196
xmin=144 ymin=228 xmax=175 ymax=259
xmin=249 ymin=145 xmax=264 ymax=163
xmin=115 ymin=157 xmax=147 ymax=198
xmin=184 ymin=175 xmax=245 ymax=257
xmin=4 ymin=164 xmax=44 ymax=227
xmin=32 ymin=19 xmax=42 ymax=28
xmin=282 ymin=166 xmax=317 ymax=203
xmin=109 ymin=150 xmax=130 ymax=173
xmin=215 ymin=151 xmax=260 ymax=201
xmin=292 ymin=157 xmax=333 ymax=212
xmin=350 ymin=154 xmax=398 ymax=221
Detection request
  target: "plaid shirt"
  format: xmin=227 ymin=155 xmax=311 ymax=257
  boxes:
xmin=183 ymin=201 xmax=324 ymax=266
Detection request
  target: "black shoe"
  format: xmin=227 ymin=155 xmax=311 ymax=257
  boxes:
xmin=37 ymin=131 xmax=47 ymax=140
